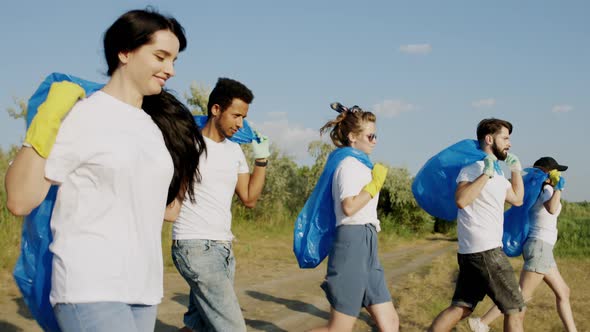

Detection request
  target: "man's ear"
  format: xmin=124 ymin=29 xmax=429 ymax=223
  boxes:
xmin=485 ymin=134 xmax=493 ymax=145
xmin=210 ymin=104 xmax=221 ymax=117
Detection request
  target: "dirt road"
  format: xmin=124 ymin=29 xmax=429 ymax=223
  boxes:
xmin=0 ymin=238 xmax=455 ymax=332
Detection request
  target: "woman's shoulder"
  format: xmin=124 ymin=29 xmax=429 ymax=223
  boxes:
xmin=338 ymin=156 xmax=370 ymax=171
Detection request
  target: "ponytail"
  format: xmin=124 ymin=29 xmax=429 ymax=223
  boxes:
xmin=320 ymin=103 xmax=376 ymax=147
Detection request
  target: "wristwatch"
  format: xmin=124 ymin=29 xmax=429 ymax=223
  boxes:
xmin=255 ymin=159 xmax=268 ymax=167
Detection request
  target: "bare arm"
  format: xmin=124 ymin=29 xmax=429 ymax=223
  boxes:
xmin=341 ymin=190 xmax=373 ymax=217
xmin=235 ymin=163 xmax=267 ymax=209
xmin=505 ymin=170 xmax=524 ymax=207
xmin=543 ymin=187 xmax=562 ymax=215
xmin=5 ymin=147 xmax=53 ymax=216
xmin=164 ymin=198 xmax=182 ymax=222
xmin=455 ymin=175 xmax=490 ymax=209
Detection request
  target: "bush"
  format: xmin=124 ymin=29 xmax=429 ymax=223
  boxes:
xmin=554 ymin=201 xmax=590 ymax=257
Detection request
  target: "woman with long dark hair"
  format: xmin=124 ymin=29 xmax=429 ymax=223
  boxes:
xmin=5 ymin=9 xmax=204 ymax=331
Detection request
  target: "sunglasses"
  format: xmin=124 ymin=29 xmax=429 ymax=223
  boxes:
xmin=367 ymin=133 xmax=377 ymax=141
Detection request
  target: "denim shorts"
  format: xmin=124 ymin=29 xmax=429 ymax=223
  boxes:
xmin=522 ymin=238 xmax=556 ymax=274
xmin=452 ymin=247 xmax=525 ymax=314
xmin=171 ymin=239 xmax=246 ymax=332
xmin=54 ymin=302 xmax=157 ymax=332
xmin=321 ymin=224 xmax=391 ymax=317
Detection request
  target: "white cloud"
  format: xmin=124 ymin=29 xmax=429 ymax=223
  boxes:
xmin=372 ymin=99 xmax=415 ymax=118
xmin=252 ymin=118 xmax=321 ymax=161
xmin=472 ymin=98 xmax=496 ymax=109
xmin=551 ymin=104 xmax=573 ymax=113
xmin=399 ymin=43 xmax=432 ymax=55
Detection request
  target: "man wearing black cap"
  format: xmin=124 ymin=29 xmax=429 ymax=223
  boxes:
xmin=469 ymin=156 xmax=577 ymax=332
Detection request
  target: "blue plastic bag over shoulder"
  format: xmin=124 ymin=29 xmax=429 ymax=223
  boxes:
xmin=412 ymin=139 xmax=487 ymax=221
xmin=15 ymin=72 xmax=260 ymax=332
xmin=14 ymin=72 xmax=99 ymax=332
xmin=502 ymin=167 xmax=548 ymax=257
xmin=293 ymin=147 xmax=373 ymax=268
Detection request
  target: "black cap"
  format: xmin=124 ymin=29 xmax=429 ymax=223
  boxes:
xmin=533 ymin=157 xmax=568 ymax=171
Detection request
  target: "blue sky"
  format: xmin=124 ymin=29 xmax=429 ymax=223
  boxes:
xmin=1 ymin=1 xmax=588 ymax=201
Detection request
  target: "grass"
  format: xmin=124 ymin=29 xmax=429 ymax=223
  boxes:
xmin=393 ymin=252 xmax=590 ymax=331
xmin=554 ymin=216 xmax=590 ymax=257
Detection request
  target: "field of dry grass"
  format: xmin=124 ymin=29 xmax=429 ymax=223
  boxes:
xmin=394 ymin=251 xmax=590 ymax=331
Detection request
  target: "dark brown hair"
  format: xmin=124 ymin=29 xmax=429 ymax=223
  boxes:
xmin=320 ymin=108 xmax=376 ymax=147
xmin=476 ymin=118 xmax=513 ymax=142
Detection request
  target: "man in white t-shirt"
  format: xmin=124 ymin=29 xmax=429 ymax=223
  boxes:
xmin=429 ymin=118 xmax=526 ymax=332
xmin=171 ymin=78 xmax=269 ymax=332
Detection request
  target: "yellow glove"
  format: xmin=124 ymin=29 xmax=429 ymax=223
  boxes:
xmin=548 ymin=169 xmax=561 ymax=187
xmin=25 ymin=81 xmax=85 ymax=158
xmin=363 ymin=163 xmax=388 ymax=198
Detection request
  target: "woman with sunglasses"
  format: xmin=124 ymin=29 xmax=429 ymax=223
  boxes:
xmin=309 ymin=103 xmax=399 ymax=332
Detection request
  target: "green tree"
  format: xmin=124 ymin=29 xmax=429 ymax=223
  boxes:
xmin=306 ymin=140 xmax=334 ymax=195
xmin=7 ymin=96 xmax=28 ymax=121
xmin=378 ymin=165 xmax=433 ymax=234
xmin=185 ymin=82 xmax=210 ymax=115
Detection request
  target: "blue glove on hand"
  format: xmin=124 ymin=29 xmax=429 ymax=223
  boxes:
xmin=555 ymin=177 xmax=566 ymax=191
xmin=483 ymin=154 xmax=497 ymax=177
xmin=505 ymin=152 xmax=522 ymax=172
xmin=252 ymin=131 xmax=270 ymax=159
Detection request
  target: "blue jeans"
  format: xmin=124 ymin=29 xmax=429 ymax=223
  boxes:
xmin=53 ymin=302 xmax=157 ymax=332
xmin=171 ymin=239 xmax=246 ymax=332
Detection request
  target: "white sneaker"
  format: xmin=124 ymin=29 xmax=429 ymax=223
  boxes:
xmin=468 ymin=317 xmax=490 ymax=332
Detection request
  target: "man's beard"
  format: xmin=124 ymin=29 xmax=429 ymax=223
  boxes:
xmin=492 ymin=142 xmax=507 ymax=161
xmin=215 ymin=121 xmax=234 ymax=139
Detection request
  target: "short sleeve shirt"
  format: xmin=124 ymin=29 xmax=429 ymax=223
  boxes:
xmin=173 ymin=136 xmax=249 ymax=241
xmin=46 ymin=91 xmax=173 ymax=306
xmin=456 ymin=161 xmax=511 ymax=254
xmin=332 ymin=157 xmax=380 ymax=230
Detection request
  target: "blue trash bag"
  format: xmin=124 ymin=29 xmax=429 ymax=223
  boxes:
xmin=293 ymin=147 xmax=373 ymax=268
xmin=412 ymin=139 xmax=487 ymax=221
xmin=14 ymin=72 xmax=101 ymax=332
xmin=193 ymin=115 xmax=260 ymax=144
xmin=502 ymin=167 xmax=548 ymax=257
xmin=14 ymin=72 xmax=259 ymax=332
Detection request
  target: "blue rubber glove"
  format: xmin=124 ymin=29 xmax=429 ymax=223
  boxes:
xmin=483 ymin=154 xmax=497 ymax=177
xmin=505 ymin=153 xmax=522 ymax=172
xmin=252 ymin=131 xmax=270 ymax=159
xmin=554 ymin=177 xmax=566 ymax=191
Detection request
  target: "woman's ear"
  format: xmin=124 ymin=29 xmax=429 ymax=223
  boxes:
xmin=347 ymin=132 xmax=357 ymax=144
xmin=118 ymin=51 xmax=130 ymax=65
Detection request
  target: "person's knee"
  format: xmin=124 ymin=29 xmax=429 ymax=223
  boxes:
xmin=386 ymin=312 xmax=400 ymax=332
xmin=556 ymin=284 xmax=571 ymax=301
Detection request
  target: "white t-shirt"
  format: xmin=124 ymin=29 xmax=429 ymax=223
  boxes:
xmin=45 ymin=91 xmax=173 ymax=306
xmin=456 ymin=161 xmax=511 ymax=254
xmin=528 ymin=185 xmax=560 ymax=245
xmin=332 ymin=157 xmax=380 ymax=230
xmin=173 ymin=136 xmax=249 ymax=241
